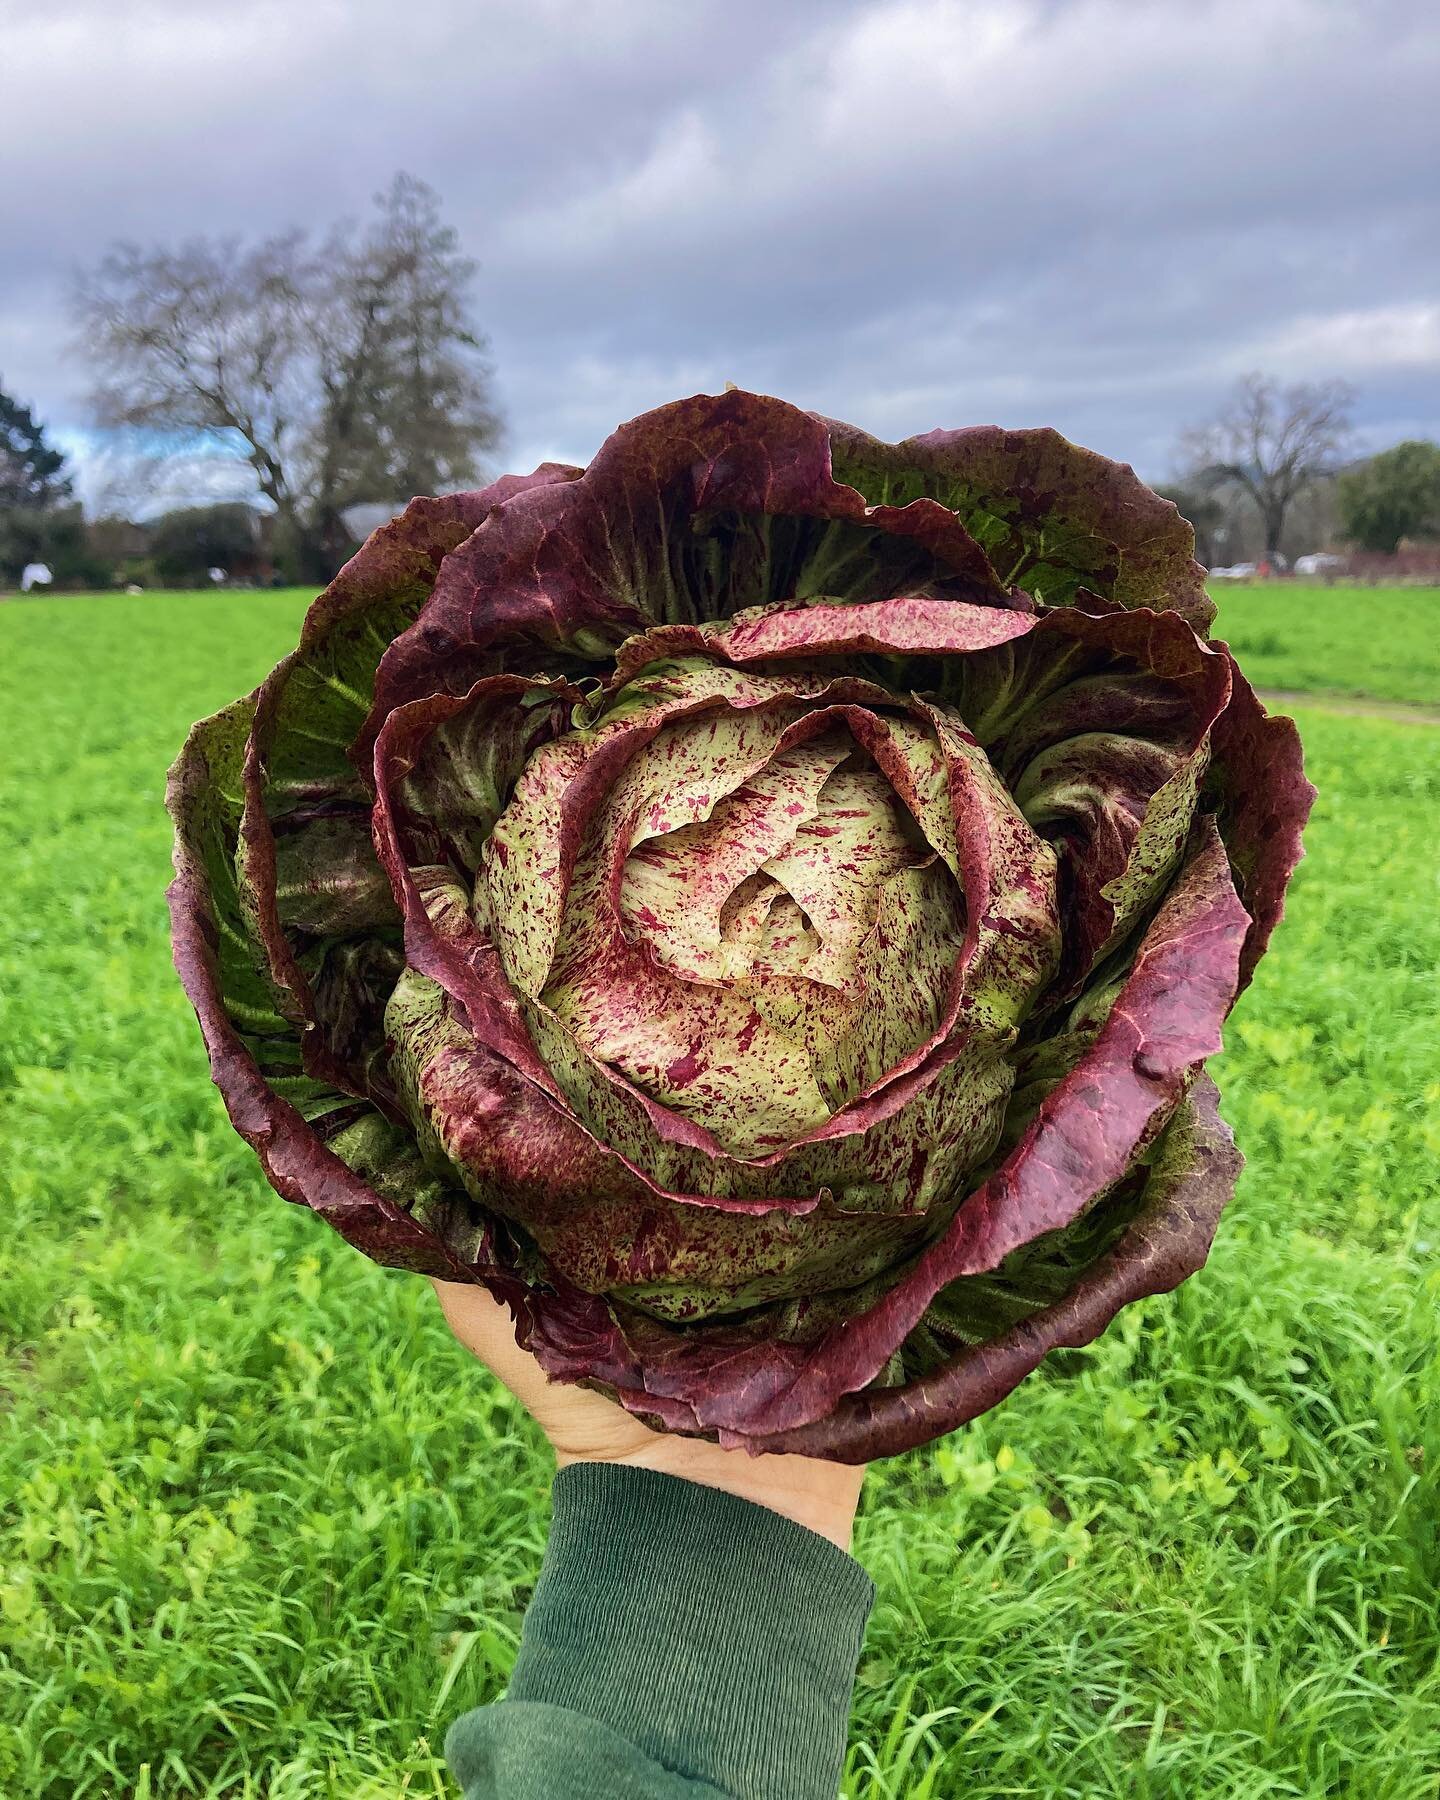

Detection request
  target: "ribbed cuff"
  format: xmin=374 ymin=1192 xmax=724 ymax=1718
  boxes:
xmin=504 ymin=1462 xmax=874 ymax=1800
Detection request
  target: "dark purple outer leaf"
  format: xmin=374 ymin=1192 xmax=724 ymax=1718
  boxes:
xmin=1206 ymin=649 xmax=1316 ymax=987
xmin=168 ymin=472 xmax=579 ymax=1249
xmin=235 ymin=472 xmax=579 ymax=1104
xmin=825 ymin=418 xmax=1215 ymax=629
xmin=168 ymin=703 xmax=472 ymax=1277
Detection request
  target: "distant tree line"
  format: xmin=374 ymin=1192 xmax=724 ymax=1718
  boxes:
xmin=3 ymin=173 xmax=502 ymax=592
xmin=0 ymin=418 xmax=277 ymax=588
xmin=1334 ymin=440 xmax=1440 ymax=555
xmin=0 ymin=387 xmax=102 ymax=588
xmin=6 ymin=182 xmax=1440 ymax=592
xmin=1164 ymin=374 xmax=1440 ymax=570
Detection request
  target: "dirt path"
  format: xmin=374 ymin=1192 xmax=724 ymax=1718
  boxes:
xmin=1257 ymin=688 xmax=1440 ymax=727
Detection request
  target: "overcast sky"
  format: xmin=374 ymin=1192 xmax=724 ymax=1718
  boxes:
xmin=3 ymin=0 xmax=1437 ymax=507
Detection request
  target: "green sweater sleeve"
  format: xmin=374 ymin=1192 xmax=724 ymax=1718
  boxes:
xmin=445 ymin=1463 xmax=875 ymax=1800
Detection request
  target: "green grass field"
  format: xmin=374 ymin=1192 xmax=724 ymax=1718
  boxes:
xmin=2 ymin=586 xmax=1437 ymax=1798
xmin=1212 ymin=583 xmax=1440 ymax=710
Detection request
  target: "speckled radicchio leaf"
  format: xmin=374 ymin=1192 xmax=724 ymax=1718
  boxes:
xmin=167 ymin=390 xmax=1313 ymax=1461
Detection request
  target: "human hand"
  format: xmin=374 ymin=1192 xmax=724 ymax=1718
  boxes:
xmin=431 ymin=1279 xmax=866 ymax=1551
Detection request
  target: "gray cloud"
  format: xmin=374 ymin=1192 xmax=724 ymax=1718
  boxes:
xmin=2 ymin=0 xmax=1436 ymax=502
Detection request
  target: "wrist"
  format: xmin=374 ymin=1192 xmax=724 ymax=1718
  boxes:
xmin=555 ymin=1435 xmax=865 ymax=1552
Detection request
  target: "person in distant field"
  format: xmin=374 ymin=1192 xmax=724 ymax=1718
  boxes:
xmin=433 ymin=1280 xmax=873 ymax=1800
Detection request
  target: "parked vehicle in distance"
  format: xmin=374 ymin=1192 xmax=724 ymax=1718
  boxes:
xmin=1210 ymin=561 xmax=1258 ymax=580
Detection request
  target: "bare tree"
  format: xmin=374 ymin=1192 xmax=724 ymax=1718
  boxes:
xmin=72 ymin=174 xmax=501 ymax=580
xmin=1179 ymin=372 xmax=1354 ymax=561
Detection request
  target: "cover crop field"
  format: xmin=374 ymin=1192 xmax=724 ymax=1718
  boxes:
xmin=2 ymin=584 xmax=1437 ymax=1798
xmin=1212 ymin=582 xmax=1440 ymax=712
